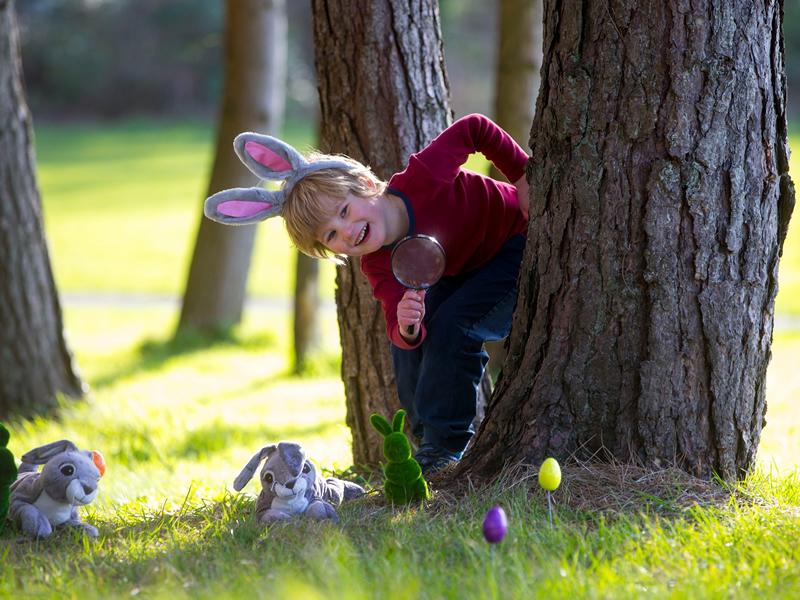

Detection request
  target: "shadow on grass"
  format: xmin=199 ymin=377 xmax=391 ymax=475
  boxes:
xmin=1 ymin=488 xmax=400 ymax=597
xmin=89 ymin=326 xmax=277 ymax=390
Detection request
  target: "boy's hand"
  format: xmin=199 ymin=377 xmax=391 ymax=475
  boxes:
xmin=514 ymin=175 xmax=530 ymax=219
xmin=397 ymin=289 xmax=426 ymax=341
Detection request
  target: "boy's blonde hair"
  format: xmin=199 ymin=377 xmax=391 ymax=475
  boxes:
xmin=281 ymin=152 xmax=387 ymax=259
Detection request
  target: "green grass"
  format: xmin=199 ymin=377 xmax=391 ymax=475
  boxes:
xmin=1 ymin=306 xmax=798 ymax=598
xmin=35 ymin=118 xmax=337 ymax=300
xmin=2 ymin=473 xmax=799 ymax=599
xmin=1 ymin=118 xmax=796 ymax=597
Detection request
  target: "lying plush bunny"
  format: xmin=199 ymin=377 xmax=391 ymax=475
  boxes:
xmin=8 ymin=440 xmax=106 ymax=539
xmin=234 ymin=442 xmax=364 ymax=525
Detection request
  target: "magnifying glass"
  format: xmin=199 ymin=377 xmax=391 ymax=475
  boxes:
xmin=390 ymin=234 xmax=446 ymax=335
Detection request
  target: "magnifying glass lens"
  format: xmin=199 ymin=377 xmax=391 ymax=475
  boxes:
xmin=391 ymin=235 xmax=446 ymax=290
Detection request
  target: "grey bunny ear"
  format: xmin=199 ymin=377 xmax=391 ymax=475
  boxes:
xmin=21 ymin=440 xmax=79 ymax=465
xmin=234 ymin=132 xmax=307 ymax=181
xmin=233 ymin=444 xmax=277 ymax=491
xmin=233 ymin=132 xmax=354 ymax=189
xmin=204 ymin=187 xmax=284 ymax=225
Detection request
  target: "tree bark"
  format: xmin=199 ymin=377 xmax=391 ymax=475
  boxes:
xmin=461 ymin=0 xmax=794 ymax=481
xmin=486 ymin=0 xmax=544 ymax=377
xmin=312 ymin=0 xmax=452 ymax=466
xmin=178 ymin=0 xmax=286 ymax=332
xmin=292 ymin=252 xmax=320 ymax=373
xmin=0 ymin=0 xmax=84 ymax=419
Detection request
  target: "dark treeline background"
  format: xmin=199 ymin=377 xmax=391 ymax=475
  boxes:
xmin=17 ymin=0 xmax=498 ymax=122
xmin=18 ymin=1 xmax=800 ymax=124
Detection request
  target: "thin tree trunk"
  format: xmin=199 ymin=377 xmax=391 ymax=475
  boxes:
xmin=462 ymin=0 xmax=794 ymax=481
xmin=486 ymin=0 xmax=543 ymax=378
xmin=178 ymin=0 xmax=286 ymax=332
xmin=312 ymin=0 xmax=452 ymax=466
xmin=491 ymin=0 xmax=542 ymax=165
xmin=293 ymin=252 xmax=320 ymax=373
xmin=0 ymin=0 xmax=84 ymax=419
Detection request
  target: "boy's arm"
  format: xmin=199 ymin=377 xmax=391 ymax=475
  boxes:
xmin=412 ymin=113 xmax=529 ymax=186
xmin=361 ymin=260 xmax=425 ymax=350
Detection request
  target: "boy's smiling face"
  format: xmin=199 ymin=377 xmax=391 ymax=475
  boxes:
xmin=317 ymin=193 xmax=388 ymax=257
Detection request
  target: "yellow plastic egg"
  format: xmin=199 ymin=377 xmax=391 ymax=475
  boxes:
xmin=538 ymin=457 xmax=561 ymax=491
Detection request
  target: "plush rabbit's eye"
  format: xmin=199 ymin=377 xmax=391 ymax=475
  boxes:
xmin=302 ymin=463 xmax=311 ymax=474
xmin=60 ymin=464 xmax=75 ymax=476
xmin=263 ymin=473 xmax=274 ymax=484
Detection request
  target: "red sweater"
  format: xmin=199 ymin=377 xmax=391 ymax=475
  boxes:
xmin=360 ymin=113 xmax=529 ymax=349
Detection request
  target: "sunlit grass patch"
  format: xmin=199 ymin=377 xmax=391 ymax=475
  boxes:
xmin=760 ymin=330 xmax=800 ymax=472
xmin=6 ymin=303 xmax=348 ymax=511
xmin=36 ymin=119 xmax=337 ymax=299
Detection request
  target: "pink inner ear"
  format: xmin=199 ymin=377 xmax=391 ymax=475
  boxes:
xmin=217 ymin=200 xmax=272 ymax=218
xmin=245 ymin=141 xmax=292 ymax=172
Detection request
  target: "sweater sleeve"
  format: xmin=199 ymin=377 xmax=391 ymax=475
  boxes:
xmin=411 ymin=113 xmax=528 ymax=185
xmin=360 ymin=257 xmax=425 ymax=350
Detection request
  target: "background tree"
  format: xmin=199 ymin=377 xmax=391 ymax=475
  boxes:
xmin=0 ymin=0 xmax=83 ymax=418
xmin=461 ymin=0 xmax=795 ymax=480
xmin=293 ymin=250 xmax=320 ymax=373
xmin=491 ymin=0 xmax=542 ymax=168
xmin=485 ymin=0 xmax=543 ymax=377
xmin=312 ymin=0 xmax=452 ymax=466
xmin=179 ymin=0 xmax=286 ymax=332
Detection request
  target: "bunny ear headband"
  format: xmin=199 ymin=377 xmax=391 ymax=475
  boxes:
xmin=204 ymin=133 xmax=353 ymax=225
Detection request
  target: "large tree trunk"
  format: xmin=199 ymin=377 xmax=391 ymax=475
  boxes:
xmin=0 ymin=0 xmax=84 ymax=418
xmin=462 ymin=0 xmax=794 ymax=481
xmin=486 ymin=0 xmax=543 ymax=377
xmin=312 ymin=0 xmax=452 ymax=466
xmin=178 ymin=0 xmax=286 ymax=332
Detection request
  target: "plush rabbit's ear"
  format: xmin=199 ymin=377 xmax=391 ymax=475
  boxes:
xmin=233 ymin=444 xmax=277 ymax=491
xmin=204 ymin=187 xmax=284 ymax=225
xmin=233 ymin=132 xmax=306 ymax=181
xmin=369 ymin=414 xmax=392 ymax=437
xmin=392 ymin=409 xmax=406 ymax=433
xmin=21 ymin=440 xmax=79 ymax=465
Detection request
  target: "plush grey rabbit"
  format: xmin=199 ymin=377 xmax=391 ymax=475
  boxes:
xmin=8 ymin=440 xmax=106 ymax=539
xmin=233 ymin=442 xmax=364 ymax=525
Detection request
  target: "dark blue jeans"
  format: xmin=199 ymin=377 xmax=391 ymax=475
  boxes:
xmin=390 ymin=235 xmax=525 ymax=453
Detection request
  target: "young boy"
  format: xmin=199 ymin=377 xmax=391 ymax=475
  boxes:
xmin=205 ymin=113 xmax=530 ymax=474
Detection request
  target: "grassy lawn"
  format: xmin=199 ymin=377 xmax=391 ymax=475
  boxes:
xmin=0 ymin=119 xmax=797 ymax=597
xmin=35 ymin=119 xmax=337 ymax=300
xmin=1 ymin=305 xmax=798 ymax=598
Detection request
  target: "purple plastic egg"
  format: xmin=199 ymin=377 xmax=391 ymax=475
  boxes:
xmin=482 ymin=506 xmax=508 ymax=544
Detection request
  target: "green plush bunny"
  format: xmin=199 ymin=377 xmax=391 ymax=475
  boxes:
xmin=0 ymin=423 xmax=18 ymax=531
xmin=369 ymin=409 xmax=430 ymax=504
